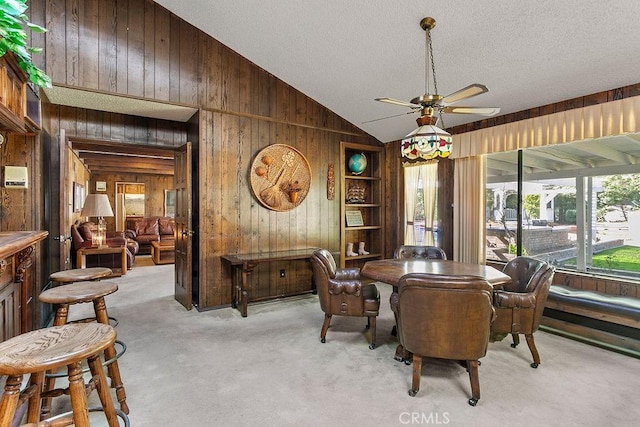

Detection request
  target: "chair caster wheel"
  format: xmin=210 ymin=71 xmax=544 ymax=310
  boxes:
xmin=369 ymin=343 xmax=376 ymax=350
xmin=408 ymin=389 xmax=417 ymax=397
xmin=510 ymin=343 xmax=518 ymax=348
xmin=320 ymin=337 xmax=326 ymax=343
xmin=468 ymin=398 xmax=478 ymax=406
xmin=403 ymin=358 xmax=411 ymax=366
xmin=530 ymin=362 xmax=539 ymax=368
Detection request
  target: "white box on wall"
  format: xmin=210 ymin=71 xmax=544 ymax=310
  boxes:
xmin=3 ymin=166 xmax=28 ymax=189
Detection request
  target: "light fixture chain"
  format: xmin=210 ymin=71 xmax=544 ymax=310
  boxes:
xmin=427 ymin=27 xmax=438 ymax=96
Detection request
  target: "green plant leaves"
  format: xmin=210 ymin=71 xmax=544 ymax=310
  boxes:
xmin=0 ymin=0 xmax=51 ymax=87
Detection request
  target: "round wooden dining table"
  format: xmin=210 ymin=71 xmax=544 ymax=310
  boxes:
xmin=360 ymin=258 xmax=511 ymax=362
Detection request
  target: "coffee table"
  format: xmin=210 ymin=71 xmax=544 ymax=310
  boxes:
xmin=151 ymin=241 xmax=175 ymax=265
xmin=76 ymin=246 xmax=127 ymax=276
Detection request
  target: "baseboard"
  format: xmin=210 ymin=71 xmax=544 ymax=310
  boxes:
xmin=540 ymin=316 xmax=640 ymax=359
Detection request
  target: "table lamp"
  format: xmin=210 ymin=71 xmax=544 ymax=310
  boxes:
xmin=81 ymin=194 xmax=114 ymax=247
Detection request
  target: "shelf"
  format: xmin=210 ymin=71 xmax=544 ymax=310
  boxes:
xmin=343 ymin=253 xmax=382 ymax=261
xmin=345 ymin=203 xmax=380 ymax=208
xmin=344 ymin=175 xmax=380 ymax=181
xmin=345 ymin=225 xmax=381 ymax=231
xmin=339 ymin=142 xmax=385 ymax=268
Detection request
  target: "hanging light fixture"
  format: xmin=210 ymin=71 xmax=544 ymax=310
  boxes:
xmin=374 ymin=18 xmax=498 ymax=156
xmin=401 ymin=17 xmax=452 ymax=161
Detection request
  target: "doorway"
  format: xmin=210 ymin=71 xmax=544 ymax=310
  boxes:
xmin=115 ymin=182 xmax=145 ymax=232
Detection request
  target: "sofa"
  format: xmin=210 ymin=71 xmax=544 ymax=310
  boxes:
xmin=124 ymin=217 xmax=175 ymax=255
xmin=70 ymin=221 xmax=137 ymax=269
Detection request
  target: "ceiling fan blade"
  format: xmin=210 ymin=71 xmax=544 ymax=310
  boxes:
xmin=441 ymin=84 xmax=489 ymax=105
xmin=375 ymin=97 xmax=420 ymax=108
xmin=362 ymin=110 xmax=418 ymax=124
xmin=442 ymin=106 xmax=500 ymax=116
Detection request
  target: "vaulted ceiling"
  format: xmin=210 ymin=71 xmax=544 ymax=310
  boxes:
xmin=155 ymin=0 xmax=640 ymax=143
xmin=60 ymin=1 xmax=640 ymax=176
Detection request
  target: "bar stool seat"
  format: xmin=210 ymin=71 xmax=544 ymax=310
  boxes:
xmin=38 ymin=281 xmax=128 ymax=416
xmin=0 ymin=323 xmax=122 ymax=427
xmin=40 ymin=280 xmax=120 ymax=327
xmin=40 ymin=280 xmax=119 ymax=307
xmin=49 ymin=267 xmax=113 ymax=284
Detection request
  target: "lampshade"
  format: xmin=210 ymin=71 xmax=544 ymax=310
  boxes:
xmin=81 ymin=194 xmax=114 ymax=218
xmin=401 ymin=114 xmax=452 ymax=160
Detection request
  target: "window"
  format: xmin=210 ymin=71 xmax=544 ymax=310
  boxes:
xmin=486 ymin=139 xmax=640 ymax=280
xmin=404 ymin=162 xmax=438 ymax=246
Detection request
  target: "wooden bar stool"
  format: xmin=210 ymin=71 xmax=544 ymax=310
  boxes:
xmin=38 ymin=281 xmax=129 ymax=417
xmin=49 ymin=267 xmax=113 ymax=284
xmin=0 ymin=323 xmax=121 ymax=427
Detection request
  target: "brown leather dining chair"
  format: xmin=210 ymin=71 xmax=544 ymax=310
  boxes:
xmin=394 ymin=245 xmax=447 ymax=260
xmin=310 ymin=249 xmax=380 ymax=349
xmin=491 ymin=256 xmax=555 ymax=368
xmin=396 ymin=273 xmax=495 ymax=406
xmin=390 ymin=245 xmax=447 ymax=343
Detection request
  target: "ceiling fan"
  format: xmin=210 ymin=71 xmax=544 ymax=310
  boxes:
xmin=371 ymin=17 xmax=500 ymax=128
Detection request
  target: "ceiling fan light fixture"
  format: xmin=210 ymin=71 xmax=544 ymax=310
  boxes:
xmin=401 ymin=17 xmax=451 ymax=160
xmin=401 ymin=122 xmax=452 ymax=160
xmin=372 ymin=16 xmax=498 ymax=153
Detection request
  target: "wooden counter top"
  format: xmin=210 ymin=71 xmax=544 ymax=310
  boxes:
xmin=0 ymin=231 xmax=49 ymax=259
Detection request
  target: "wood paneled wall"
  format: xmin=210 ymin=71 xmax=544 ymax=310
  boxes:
xmin=32 ymin=0 xmax=381 ymax=309
xmin=42 ymin=104 xmax=188 ymax=148
xmin=0 ymin=134 xmax=39 ymax=231
xmin=0 ymin=133 xmax=46 ymax=302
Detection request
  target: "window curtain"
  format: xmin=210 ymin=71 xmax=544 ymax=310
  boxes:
xmin=448 ymin=94 xmax=640 ymax=263
xmin=450 ymin=95 xmax=640 ymax=158
xmin=453 ymin=155 xmax=486 ymax=263
xmin=404 ymin=162 xmax=438 ymax=245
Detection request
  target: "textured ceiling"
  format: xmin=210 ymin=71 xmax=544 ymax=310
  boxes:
xmin=155 ymin=0 xmax=640 ymax=143
xmin=43 ymin=86 xmax=197 ymax=122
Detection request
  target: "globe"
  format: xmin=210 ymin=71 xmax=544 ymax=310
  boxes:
xmin=348 ymin=153 xmax=367 ymax=175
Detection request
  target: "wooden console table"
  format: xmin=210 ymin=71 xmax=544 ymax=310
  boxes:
xmin=221 ymin=248 xmax=318 ymax=317
xmin=76 ymin=246 xmax=127 ymax=276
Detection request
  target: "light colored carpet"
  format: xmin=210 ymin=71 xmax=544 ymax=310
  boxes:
xmin=49 ymin=261 xmax=640 ymax=426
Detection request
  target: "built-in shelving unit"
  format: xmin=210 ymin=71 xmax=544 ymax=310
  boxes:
xmin=339 ymin=142 xmax=385 ymax=268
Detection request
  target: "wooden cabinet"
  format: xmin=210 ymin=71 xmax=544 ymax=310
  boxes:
xmin=0 ymin=53 xmax=27 ymax=133
xmin=16 ymin=247 xmax=35 ymax=333
xmin=0 ymin=231 xmax=48 ymax=343
xmin=0 ymin=256 xmax=19 ymax=342
xmin=339 ymin=142 xmax=385 ymax=268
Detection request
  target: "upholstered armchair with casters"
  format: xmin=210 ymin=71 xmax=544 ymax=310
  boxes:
xmin=310 ymin=249 xmax=380 ymax=349
xmin=396 ymin=273 xmax=495 ymax=406
xmin=389 ymin=245 xmax=447 ymax=345
xmin=491 ymin=256 xmax=555 ymax=368
xmin=394 ymin=245 xmax=447 ymax=260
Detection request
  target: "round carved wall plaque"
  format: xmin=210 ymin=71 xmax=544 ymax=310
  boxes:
xmin=250 ymin=144 xmax=311 ymax=211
